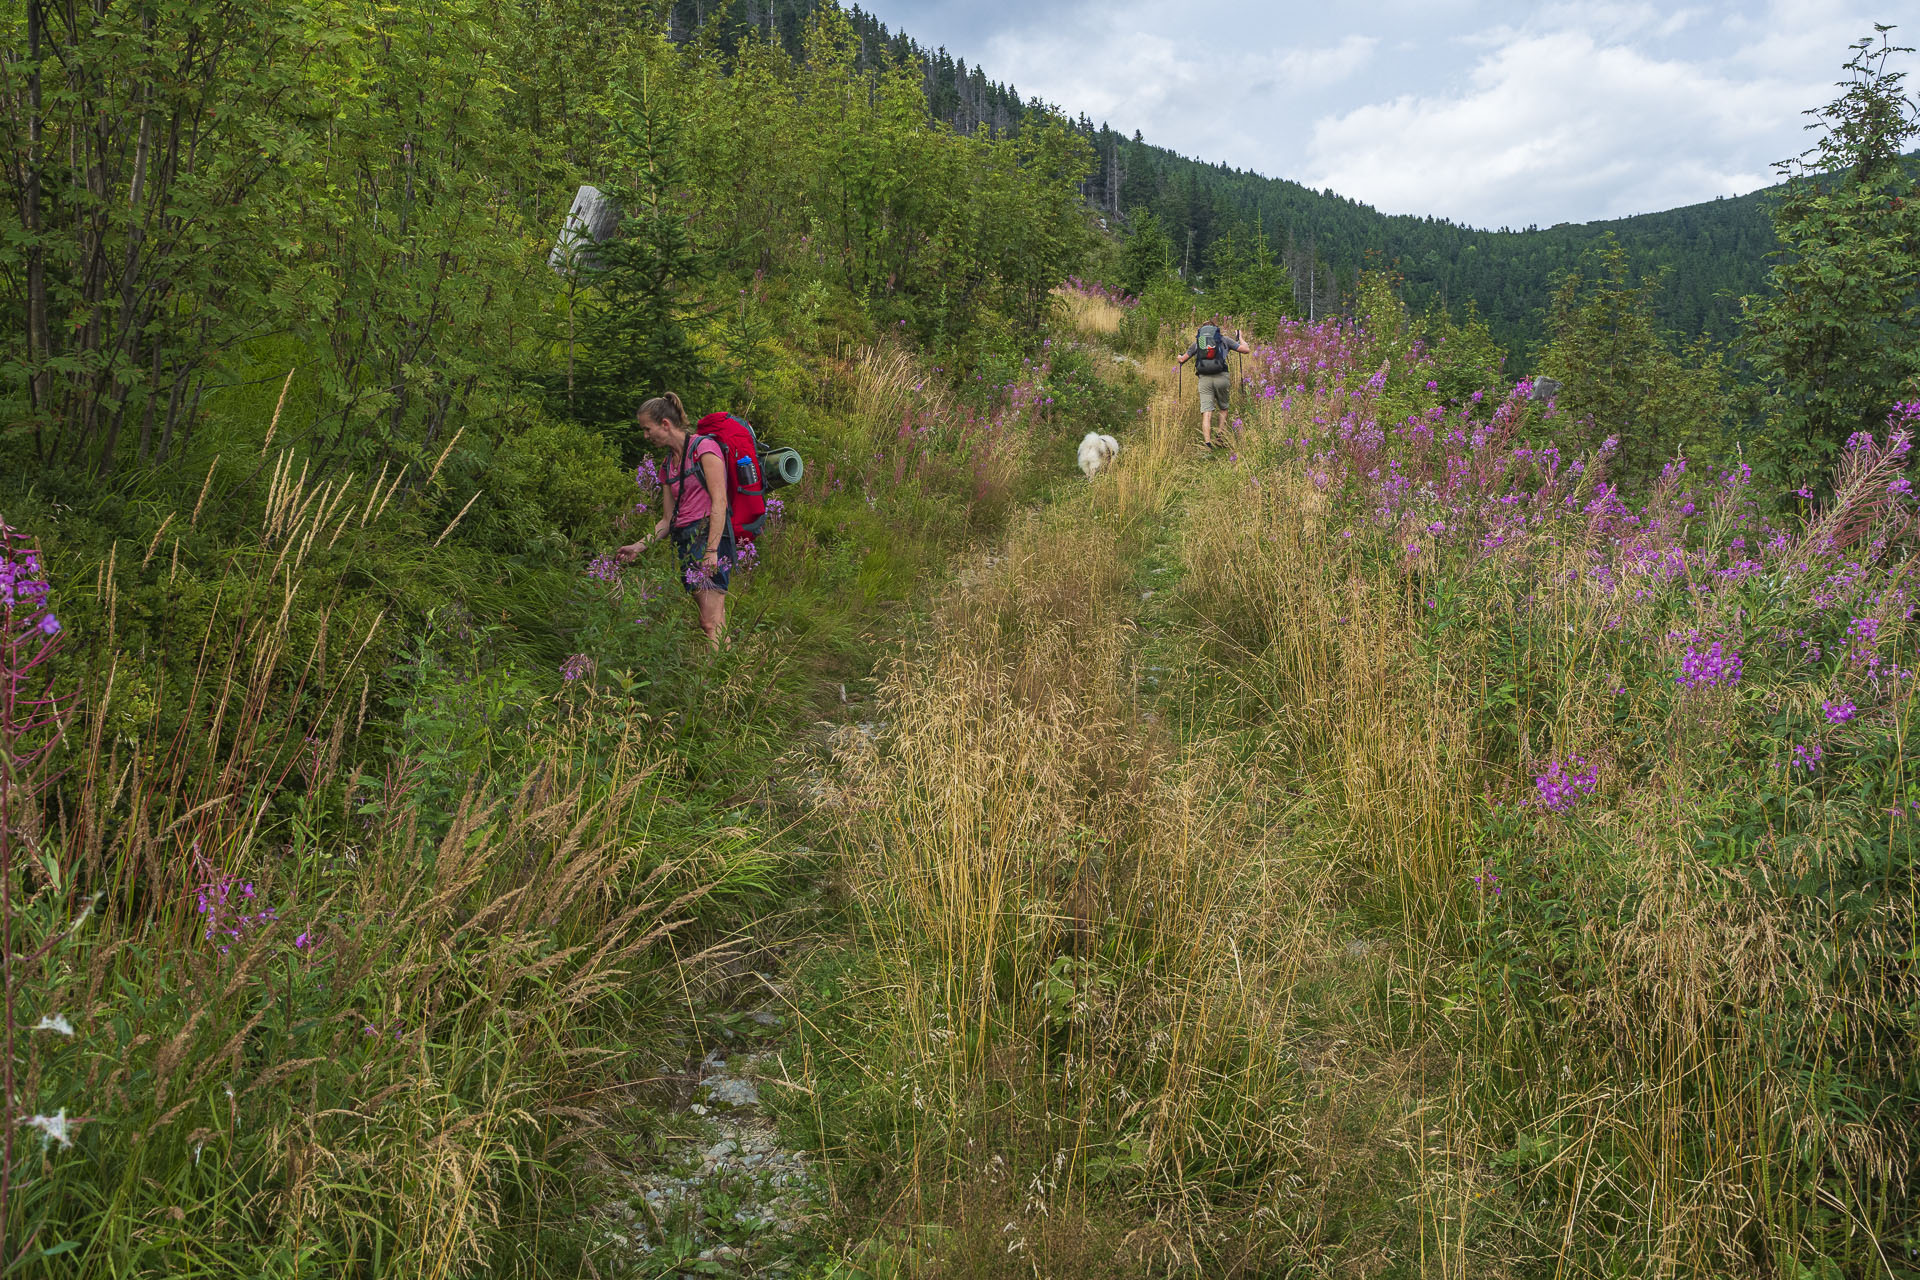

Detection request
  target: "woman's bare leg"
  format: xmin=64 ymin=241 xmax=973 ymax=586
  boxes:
xmin=695 ymin=588 xmax=727 ymax=647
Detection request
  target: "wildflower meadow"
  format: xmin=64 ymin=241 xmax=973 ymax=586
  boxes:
xmin=3 ymin=10 xmax=1916 ymax=1273
xmin=1172 ymin=293 xmax=1919 ymax=1272
xmin=751 ymin=270 xmax=1909 ymax=1273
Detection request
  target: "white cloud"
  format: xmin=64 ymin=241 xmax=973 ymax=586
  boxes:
xmin=978 ymin=3 xmax=1377 ymax=166
xmin=857 ymin=0 xmax=1894 ymax=225
xmin=1302 ymin=12 xmax=1853 ymax=225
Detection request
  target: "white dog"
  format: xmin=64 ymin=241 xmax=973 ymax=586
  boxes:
xmin=1077 ymin=432 xmax=1120 ymax=478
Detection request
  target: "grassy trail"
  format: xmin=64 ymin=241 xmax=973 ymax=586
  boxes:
xmin=786 ymin=296 xmax=1920 ymax=1277
xmin=777 ymin=341 xmax=1455 ymax=1277
xmin=597 ymin=300 xmax=1920 ymax=1278
xmin=570 ymin=333 xmax=1185 ymax=1276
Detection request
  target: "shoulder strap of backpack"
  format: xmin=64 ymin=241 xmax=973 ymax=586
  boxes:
xmin=676 ymin=432 xmax=720 ymax=489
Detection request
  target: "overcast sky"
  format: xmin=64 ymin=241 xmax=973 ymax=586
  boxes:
xmin=851 ymin=1 xmax=1897 ymax=229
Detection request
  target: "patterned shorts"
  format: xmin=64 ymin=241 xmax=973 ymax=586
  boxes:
xmin=671 ymin=517 xmax=735 ymax=593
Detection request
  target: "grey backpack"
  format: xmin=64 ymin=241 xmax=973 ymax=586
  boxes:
xmin=1195 ymin=325 xmax=1229 ymax=376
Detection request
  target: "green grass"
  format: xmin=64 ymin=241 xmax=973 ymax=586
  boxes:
xmin=1 ymin=299 xmax=1149 ymax=1275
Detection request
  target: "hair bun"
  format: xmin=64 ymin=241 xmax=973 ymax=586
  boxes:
xmin=638 ymin=393 xmax=687 ymax=428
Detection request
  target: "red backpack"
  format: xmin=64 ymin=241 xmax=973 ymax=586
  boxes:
xmin=694 ymin=411 xmax=768 ymax=544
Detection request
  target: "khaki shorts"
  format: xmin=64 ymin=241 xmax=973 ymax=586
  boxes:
xmin=1196 ymin=371 xmax=1232 ymax=412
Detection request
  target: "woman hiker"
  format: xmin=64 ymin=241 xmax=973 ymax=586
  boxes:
xmin=1174 ymin=319 xmax=1251 ymax=449
xmin=614 ymin=392 xmax=733 ymax=646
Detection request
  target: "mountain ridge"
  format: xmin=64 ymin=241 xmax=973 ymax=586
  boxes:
xmin=679 ymin=0 xmax=1782 ymax=351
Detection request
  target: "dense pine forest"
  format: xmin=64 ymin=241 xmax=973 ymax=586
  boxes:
xmin=683 ymin=0 xmax=1784 ymax=348
xmin=3 ymin=1 xmax=1919 ymax=1276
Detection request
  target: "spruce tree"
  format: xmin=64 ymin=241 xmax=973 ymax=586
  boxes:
xmin=1118 ymin=209 xmax=1174 ymax=297
xmin=1741 ymin=30 xmax=1920 ymax=481
xmin=571 ymin=72 xmax=713 ymax=454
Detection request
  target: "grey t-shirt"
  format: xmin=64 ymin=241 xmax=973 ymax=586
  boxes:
xmin=1186 ymin=328 xmax=1239 ymax=372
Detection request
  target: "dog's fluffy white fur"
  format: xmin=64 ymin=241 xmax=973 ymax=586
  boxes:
xmin=1077 ymin=432 xmax=1120 ymax=478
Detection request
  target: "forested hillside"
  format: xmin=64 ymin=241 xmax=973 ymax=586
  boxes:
xmin=681 ymin=0 xmax=1785 ymax=350
xmin=1079 ymin=144 xmax=1779 ymax=349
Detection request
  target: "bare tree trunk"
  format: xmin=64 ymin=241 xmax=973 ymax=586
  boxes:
xmin=157 ymin=348 xmax=190 ymax=462
xmin=176 ymin=370 xmax=206 ymax=458
xmin=23 ymin=0 xmax=52 ymax=459
xmin=138 ymin=332 xmax=160 ymax=460
xmin=1307 ymin=233 xmax=1317 ymax=322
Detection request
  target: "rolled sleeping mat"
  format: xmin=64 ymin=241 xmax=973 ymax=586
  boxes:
xmin=762 ymin=446 xmax=805 ymax=490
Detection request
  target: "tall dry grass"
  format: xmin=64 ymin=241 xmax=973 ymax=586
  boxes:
xmin=812 ymin=341 xmax=1036 ymax=527
xmin=1172 ymin=350 xmax=1916 ymax=1275
xmin=1181 ymin=470 xmax=1479 ymax=922
xmin=803 ymin=310 xmax=1914 ymax=1274
xmin=1053 ymin=285 xmax=1126 ymax=338
xmin=801 ymin=376 xmax=1424 ymax=1274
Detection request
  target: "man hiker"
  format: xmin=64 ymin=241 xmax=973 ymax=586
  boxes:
xmin=1175 ymin=320 xmax=1251 ymax=448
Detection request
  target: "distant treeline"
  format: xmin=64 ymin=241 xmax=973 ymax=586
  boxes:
xmin=673 ymin=0 xmax=1792 ymax=355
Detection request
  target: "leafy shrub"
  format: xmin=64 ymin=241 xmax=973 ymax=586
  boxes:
xmin=1116 ymin=275 xmax=1195 ymax=356
xmin=475 ymin=416 xmax=634 ymax=556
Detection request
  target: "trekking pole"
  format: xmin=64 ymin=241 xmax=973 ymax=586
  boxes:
xmin=1238 ymin=331 xmax=1247 ymax=419
xmin=1234 ymin=332 xmax=1243 ymax=417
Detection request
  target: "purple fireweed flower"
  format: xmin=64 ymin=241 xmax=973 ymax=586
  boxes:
xmin=1677 ymin=640 xmax=1742 ymax=691
xmin=1791 ymin=742 xmax=1823 ymax=772
xmin=1822 ymin=698 xmax=1857 ymax=724
xmin=0 ymin=545 xmax=50 ymax=609
xmin=196 ymin=876 xmax=281 ymax=951
xmin=1 ymin=527 xmax=59 ymax=663
xmin=1533 ymin=756 xmax=1598 ymax=813
xmin=560 ymin=654 xmax=593 ymax=682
